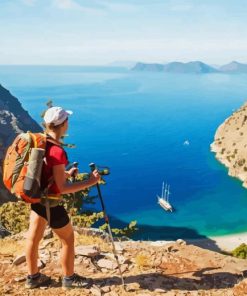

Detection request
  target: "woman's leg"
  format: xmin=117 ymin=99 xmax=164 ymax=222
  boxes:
xmin=26 ymin=210 xmax=47 ymax=275
xmin=52 ymin=221 xmax=74 ymax=277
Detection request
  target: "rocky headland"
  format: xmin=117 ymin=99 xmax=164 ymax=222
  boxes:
xmin=211 ymin=102 xmax=247 ymax=188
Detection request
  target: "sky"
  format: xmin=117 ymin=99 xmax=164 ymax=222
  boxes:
xmin=0 ymin=0 xmax=247 ymax=65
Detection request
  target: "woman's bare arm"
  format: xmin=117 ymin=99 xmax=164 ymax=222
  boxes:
xmin=53 ymin=164 xmax=100 ymax=194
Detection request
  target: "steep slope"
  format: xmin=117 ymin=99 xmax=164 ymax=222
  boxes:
xmin=211 ymin=103 xmax=247 ymax=187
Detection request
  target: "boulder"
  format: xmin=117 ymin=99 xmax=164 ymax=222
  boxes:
xmin=0 ymin=223 xmax=11 ymax=238
xmin=97 ymin=259 xmax=118 ymax=270
xmin=75 ymin=245 xmax=100 ymax=257
xmin=90 ymin=285 xmax=102 ymax=296
xmin=13 ymin=254 xmax=26 ymax=266
xmin=176 ymin=239 xmax=186 ymax=246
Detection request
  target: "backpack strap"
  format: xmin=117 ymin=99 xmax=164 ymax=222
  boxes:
xmin=43 ymin=176 xmax=53 ymax=226
xmin=45 ymin=134 xmax=63 ymax=146
xmin=42 ymin=134 xmax=65 ymax=226
xmin=45 ymin=198 xmax=51 ymax=227
xmin=29 ymin=132 xmax=46 ymax=149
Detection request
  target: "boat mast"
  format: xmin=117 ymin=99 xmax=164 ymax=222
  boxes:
xmin=167 ymin=185 xmax=170 ymax=202
xmin=162 ymin=182 xmax=165 ymax=198
xmin=164 ymin=183 xmax=167 ymax=199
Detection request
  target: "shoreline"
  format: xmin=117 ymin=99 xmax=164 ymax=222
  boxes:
xmin=142 ymin=232 xmax=247 ymax=253
xmin=187 ymin=232 xmax=247 ymax=253
xmin=1 ymin=226 xmax=246 ymax=254
xmin=208 ymin=232 xmax=247 ymax=251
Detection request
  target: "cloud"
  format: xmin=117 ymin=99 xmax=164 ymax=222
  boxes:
xmin=99 ymin=1 xmax=138 ymax=13
xmin=21 ymin=0 xmax=36 ymax=6
xmin=52 ymin=0 xmax=105 ymax=15
xmin=170 ymin=4 xmax=193 ymax=11
xmin=52 ymin=0 xmax=77 ymax=10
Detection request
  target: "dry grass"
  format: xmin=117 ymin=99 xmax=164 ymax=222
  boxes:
xmin=135 ymin=253 xmax=150 ymax=269
xmin=233 ymin=279 xmax=247 ymax=295
xmin=0 ymin=239 xmax=25 ymax=256
xmin=0 ymin=231 xmax=110 ymax=258
xmin=74 ymin=233 xmax=111 ymax=252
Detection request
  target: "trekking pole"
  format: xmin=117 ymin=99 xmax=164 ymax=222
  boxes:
xmin=89 ymin=163 xmax=125 ymax=288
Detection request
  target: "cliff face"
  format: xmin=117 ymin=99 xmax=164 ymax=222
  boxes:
xmin=211 ymin=103 xmax=247 ymax=187
xmin=0 ymin=84 xmax=42 ymax=204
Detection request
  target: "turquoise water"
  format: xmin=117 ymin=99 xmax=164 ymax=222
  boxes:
xmin=1 ymin=65 xmax=247 ymax=240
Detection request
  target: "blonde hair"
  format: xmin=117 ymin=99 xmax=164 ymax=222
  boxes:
xmin=42 ymin=118 xmax=68 ymax=133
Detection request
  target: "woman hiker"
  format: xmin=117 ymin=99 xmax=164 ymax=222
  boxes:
xmin=25 ymin=106 xmax=101 ymax=289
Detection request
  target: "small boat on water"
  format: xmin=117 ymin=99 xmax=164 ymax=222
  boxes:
xmin=157 ymin=182 xmax=173 ymax=212
xmin=183 ymin=140 xmax=190 ymax=146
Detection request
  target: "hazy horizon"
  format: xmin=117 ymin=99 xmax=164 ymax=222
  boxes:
xmin=1 ymin=0 xmax=247 ymax=65
xmin=0 ymin=60 xmax=246 ymax=67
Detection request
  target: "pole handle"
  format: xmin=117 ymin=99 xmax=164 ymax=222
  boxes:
xmin=89 ymin=162 xmax=96 ymax=172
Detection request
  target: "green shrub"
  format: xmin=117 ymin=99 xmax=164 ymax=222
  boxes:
xmin=0 ymin=173 xmax=138 ymax=238
xmin=0 ymin=201 xmax=30 ymax=234
xmin=100 ymin=220 xmax=138 ymax=238
xmin=232 ymin=243 xmax=247 ymax=259
xmin=226 ymin=156 xmax=231 ymax=162
xmin=238 ymin=159 xmax=245 ymax=166
xmin=242 ymin=115 xmax=247 ymax=126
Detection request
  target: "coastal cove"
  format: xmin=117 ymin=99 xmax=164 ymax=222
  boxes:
xmin=1 ymin=65 xmax=247 ymax=240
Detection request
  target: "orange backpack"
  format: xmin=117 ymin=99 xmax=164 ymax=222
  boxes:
xmin=3 ymin=132 xmax=47 ymax=203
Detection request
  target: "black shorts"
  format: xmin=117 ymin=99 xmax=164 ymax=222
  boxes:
xmin=31 ymin=203 xmax=70 ymax=229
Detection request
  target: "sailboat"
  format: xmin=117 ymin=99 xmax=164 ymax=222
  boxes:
xmin=157 ymin=182 xmax=173 ymax=212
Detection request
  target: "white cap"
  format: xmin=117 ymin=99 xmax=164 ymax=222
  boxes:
xmin=44 ymin=106 xmax=73 ymax=126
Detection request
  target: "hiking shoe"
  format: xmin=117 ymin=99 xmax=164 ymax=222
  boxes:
xmin=62 ymin=273 xmax=93 ymax=289
xmin=25 ymin=273 xmax=51 ymax=289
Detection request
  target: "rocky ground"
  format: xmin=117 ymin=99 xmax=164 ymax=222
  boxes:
xmin=1 ymin=228 xmax=247 ymax=296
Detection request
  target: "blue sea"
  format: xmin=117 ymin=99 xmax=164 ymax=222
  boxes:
xmin=1 ymin=65 xmax=247 ymax=240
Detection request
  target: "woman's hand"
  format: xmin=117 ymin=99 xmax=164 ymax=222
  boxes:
xmin=88 ymin=169 xmax=101 ymax=186
xmin=53 ymin=165 xmax=101 ymax=194
xmin=65 ymin=167 xmax=78 ymax=179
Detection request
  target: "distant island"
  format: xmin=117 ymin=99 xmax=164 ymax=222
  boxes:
xmin=132 ymin=61 xmax=247 ymax=74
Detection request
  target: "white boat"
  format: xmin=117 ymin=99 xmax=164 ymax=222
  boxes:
xmin=157 ymin=182 xmax=173 ymax=212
